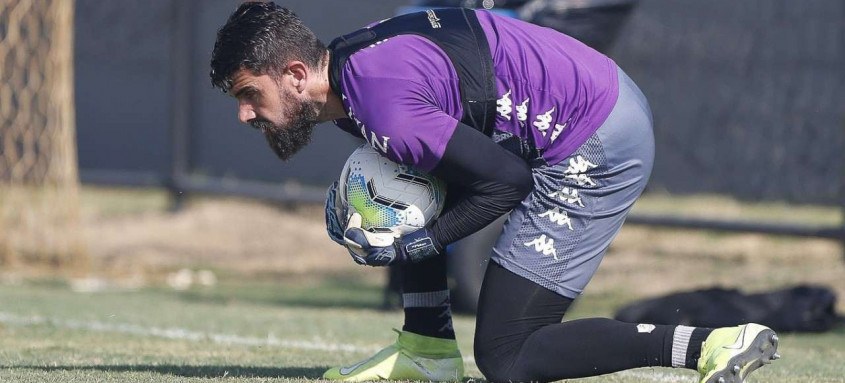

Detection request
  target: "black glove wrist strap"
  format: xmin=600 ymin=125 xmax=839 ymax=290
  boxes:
xmin=399 ymin=228 xmax=442 ymax=263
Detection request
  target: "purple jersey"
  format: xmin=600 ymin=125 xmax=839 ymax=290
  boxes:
xmin=335 ymin=10 xmax=619 ymax=172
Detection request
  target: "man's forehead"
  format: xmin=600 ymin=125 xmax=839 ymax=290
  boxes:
xmin=231 ymin=69 xmax=276 ymax=91
xmin=231 ymin=69 xmax=259 ymax=88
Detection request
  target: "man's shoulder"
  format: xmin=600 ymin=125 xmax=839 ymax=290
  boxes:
xmin=341 ymin=34 xmax=455 ymax=81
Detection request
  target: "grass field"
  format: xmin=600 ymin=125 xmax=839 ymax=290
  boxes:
xmin=1 ymin=186 xmax=844 ymax=382
xmin=1 ymin=279 xmax=844 ymax=383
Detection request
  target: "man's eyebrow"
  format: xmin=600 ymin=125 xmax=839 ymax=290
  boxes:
xmin=232 ymin=85 xmax=257 ymax=98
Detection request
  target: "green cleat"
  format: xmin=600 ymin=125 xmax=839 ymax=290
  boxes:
xmin=323 ymin=329 xmax=464 ymax=382
xmin=698 ymin=323 xmax=780 ymax=383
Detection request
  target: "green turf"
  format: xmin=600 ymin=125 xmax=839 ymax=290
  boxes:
xmin=0 ymin=281 xmax=843 ymax=383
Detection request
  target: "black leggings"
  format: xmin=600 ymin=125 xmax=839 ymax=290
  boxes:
xmin=474 ymin=261 xmax=675 ymax=382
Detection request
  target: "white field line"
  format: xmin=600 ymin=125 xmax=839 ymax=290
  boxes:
xmin=618 ymin=370 xmax=693 ymax=383
xmin=0 ymin=311 xmax=380 ymax=354
xmin=0 ymin=311 xmax=694 ymax=382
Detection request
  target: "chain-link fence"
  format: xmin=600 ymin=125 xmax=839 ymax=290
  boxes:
xmin=0 ymin=0 xmax=86 ymax=268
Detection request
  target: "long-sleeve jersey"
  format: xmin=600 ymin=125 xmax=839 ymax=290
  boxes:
xmin=333 ymin=10 xmax=620 ymax=246
xmin=334 ymin=9 xmax=618 ymax=171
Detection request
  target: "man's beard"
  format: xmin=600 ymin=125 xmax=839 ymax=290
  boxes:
xmin=251 ymin=100 xmax=319 ymax=161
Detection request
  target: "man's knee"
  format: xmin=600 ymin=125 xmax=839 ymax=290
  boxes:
xmin=473 ymin=335 xmax=526 ymax=382
xmin=473 ymin=342 xmax=509 ymax=382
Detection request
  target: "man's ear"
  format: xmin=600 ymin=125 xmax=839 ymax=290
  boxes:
xmin=286 ymin=61 xmax=308 ymax=92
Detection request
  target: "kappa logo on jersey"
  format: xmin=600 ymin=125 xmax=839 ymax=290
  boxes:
xmin=496 ymin=90 xmax=513 ymax=120
xmin=524 ymin=234 xmax=558 ymax=259
xmin=564 ymin=155 xmax=598 ymax=187
xmin=516 ymin=98 xmax=530 ymax=126
xmin=551 ymin=119 xmax=568 ymax=142
xmin=548 ymin=186 xmax=584 ymax=207
xmin=533 ymin=107 xmax=556 ymax=137
xmin=538 ymin=207 xmax=573 ymax=230
xmin=496 ymin=89 xmax=572 ymax=142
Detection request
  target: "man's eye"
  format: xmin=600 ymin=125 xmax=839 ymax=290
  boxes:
xmin=238 ymin=89 xmax=259 ymax=101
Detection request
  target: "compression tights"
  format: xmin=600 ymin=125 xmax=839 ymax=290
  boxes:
xmin=474 ymin=261 xmax=680 ymax=382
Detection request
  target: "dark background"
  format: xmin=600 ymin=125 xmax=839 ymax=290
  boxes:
xmin=74 ymin=0 xmax=844 ymax=205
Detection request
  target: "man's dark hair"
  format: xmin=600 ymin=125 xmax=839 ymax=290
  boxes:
xmin=210 ymin=2 xmax=326 ymax=93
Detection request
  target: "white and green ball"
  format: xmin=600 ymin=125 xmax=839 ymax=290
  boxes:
xmin=338 ymin=144 xmax=446 ymax=235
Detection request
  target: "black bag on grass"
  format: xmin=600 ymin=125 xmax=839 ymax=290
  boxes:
xmin=613 ymin=285 xmax=843 ymax=333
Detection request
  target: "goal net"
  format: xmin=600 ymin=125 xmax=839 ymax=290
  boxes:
xmin=0 ymin=0 xmax=86 ymax=269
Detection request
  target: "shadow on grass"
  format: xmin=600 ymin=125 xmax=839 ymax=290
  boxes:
xmin=10 ymin=365 xmax=486 ymax=382
xmin=10 ymin=364 xmax=327 ymax=379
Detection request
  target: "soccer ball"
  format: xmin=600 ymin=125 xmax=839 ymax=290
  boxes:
xmin=338 ymin=144 xmax=446 ymax=235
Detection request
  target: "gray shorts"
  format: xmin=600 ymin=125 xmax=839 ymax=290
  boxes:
xmin=491 ymin=67 xmax=655 ymax=298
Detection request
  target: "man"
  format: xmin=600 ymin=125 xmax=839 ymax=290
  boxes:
xmin=210 ymin=2 xmax=780 ymax=382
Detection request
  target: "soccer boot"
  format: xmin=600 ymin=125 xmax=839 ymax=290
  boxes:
xmin=697 ymin=323 xmax=780 ymax=383
xmin=323 ymin=329 xmax=464 ymax=382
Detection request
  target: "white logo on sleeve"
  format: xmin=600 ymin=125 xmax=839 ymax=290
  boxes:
xmin=564 ymin=155 xmax=598 ymax=187
xmin=496 ymin=90 xmax=513 ymax=120
xmin=533 ymin=107 xmax=556 ymax=137
xmin=524 ymin=234 xmax=557 ymax=259
xmin=637 ymin=324 xmax=656 ymax=333
xmin=516 ymin=98 xmax=530 ymax=126
xmin=538 ymin=207 xmax=573 ymax=230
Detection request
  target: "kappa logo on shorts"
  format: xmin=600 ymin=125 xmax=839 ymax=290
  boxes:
xmin=548 ymin=186 xmax=584 ymax=207
xmin=524 ymin=234 xmax=558 ymax=259
xmin=564 ymin=155 xmax=598 ymax=187
xmin=538 ymin=207 xmax=573 ymax=230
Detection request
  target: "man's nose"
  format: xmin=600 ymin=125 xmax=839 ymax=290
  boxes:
xmin=238 ymin=102 xmax=256 ymax=124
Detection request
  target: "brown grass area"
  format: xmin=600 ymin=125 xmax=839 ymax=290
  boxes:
xmin=7 ymin=186 xmax=843 ymax=306
xmin=79 ymin=196 xmax=379 ymax=284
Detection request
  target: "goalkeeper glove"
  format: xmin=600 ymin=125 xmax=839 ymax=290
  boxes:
xmin=324 ymin=181 xmax=346 ymax=245
xmin=343 ymin=213 xmax=442 ymax=266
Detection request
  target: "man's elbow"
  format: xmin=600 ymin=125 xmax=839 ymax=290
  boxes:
xmin=515 ymin=168 xmax=535 ymax=201
xmin=503 ymin=164 xmax=534 ymax=206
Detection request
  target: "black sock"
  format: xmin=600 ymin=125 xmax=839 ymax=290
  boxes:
xmin=400 ymin=254 xmax=455 ymax=339
xmin=685 ymin=327 xmax=714 ymax=369
xmin=670 ymin=325 xmax=715 ymax=369
xmin=403 ymin=293 xmax=455 ymax=339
